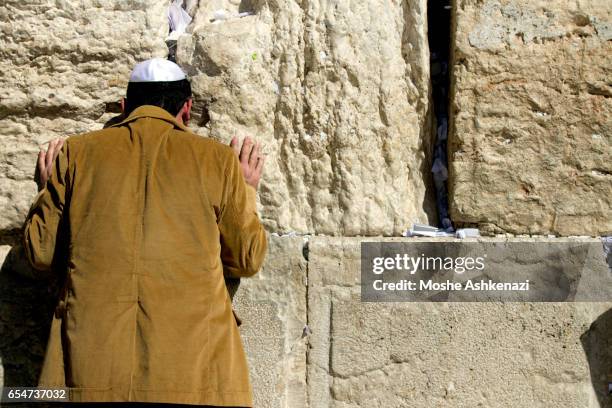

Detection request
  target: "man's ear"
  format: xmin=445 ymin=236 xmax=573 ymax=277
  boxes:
xmin=120 ymin=98 xmax=126 ymax=114
xmin=182 ymin=98 xmax=193 ymax=124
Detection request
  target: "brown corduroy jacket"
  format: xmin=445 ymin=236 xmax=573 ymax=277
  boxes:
xmin=22 ymin=105 xmax=267 ymax=407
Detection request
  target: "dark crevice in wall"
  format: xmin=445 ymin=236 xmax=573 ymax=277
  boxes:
xmin=104 ymin=101 xmax=122 ymax=114
xmin=166 ymin=1 xmax=198 ymax=62
xmin=238 ymin=0 xmax=257 ymax=13
xmin=302 ymin=238 xmax=311 ymax=406
xmin=428 ymin=0 xmax=453 ymax=231
xmin=199 ymin=104 xmax=211 ymax=127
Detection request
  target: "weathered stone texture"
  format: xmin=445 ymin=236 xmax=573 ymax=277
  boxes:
xmin=0 ymin=1 xmax=168 ymax=232
xmin=450 ymin=0 xmax=612 ymax=236
xmin=307 ymin=237 xmax=612 ymax=408
xmin=1 ymin=0 xmax=436 ymax=237
xmin=233 ymin=236 xmax=308 ymax=408
xmin=3 ymin=233 xmax=611 ymax=407
xmin=178 ymin=0 xmax=434 ymax=235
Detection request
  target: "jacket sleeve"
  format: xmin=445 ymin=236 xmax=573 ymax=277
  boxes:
xmin=22 ymin=141 xmax=71 ymax=272
xmin=218 ymin=150 xmax=268 ymax=278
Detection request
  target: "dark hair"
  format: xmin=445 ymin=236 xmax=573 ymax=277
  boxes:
xmin=125 ymin=79 xmax=192 ymax=116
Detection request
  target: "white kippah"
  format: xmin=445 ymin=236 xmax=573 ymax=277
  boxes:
xmin=129 ymin=58 xmax=187 ymax=82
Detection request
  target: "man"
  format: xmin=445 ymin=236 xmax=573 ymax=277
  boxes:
xmin=22 ymin=58 xmax=267 ymax=407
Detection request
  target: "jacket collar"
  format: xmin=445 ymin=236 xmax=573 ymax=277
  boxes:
xmin=110 ymin=105 xmax=191 ymax=132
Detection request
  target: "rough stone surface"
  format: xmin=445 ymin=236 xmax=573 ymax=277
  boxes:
xmin=0 ymin=0 xmax=434 ymax=237
xmin=233 ymin=236 xmax=308 ymax=408
xmin=450 ymin=0 xmax=612 ymax=236
xmin=307 ymin=237 xmax=612 ymax=408
xmin=3 ymin=0 xmax=610 ymax=238
xmin=2 ymin=234 xmax=612 ymax=407
xmin=0 ymin=1 xmax=168 ymax=232
xmin=177 ymin=0 xmax=434 ymax=235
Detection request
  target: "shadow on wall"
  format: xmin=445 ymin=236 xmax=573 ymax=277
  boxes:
xmin=582 ymin=308 xmax=612 ymax=408
xmin=0 ymin=240 xmax=59 ymax=388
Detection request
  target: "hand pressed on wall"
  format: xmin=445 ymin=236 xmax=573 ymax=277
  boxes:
xmin=230 ymin=136 xmax=265 ymax=189
xmin=36 ymin=138 xmax=65 ymax=191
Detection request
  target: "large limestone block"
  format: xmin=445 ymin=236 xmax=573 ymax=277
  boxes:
xmin=449 ymin=0 xmax=612 ymax=236
xmin=220 ymin=235 xmax=308 ymax=408
xmin=177 ymin=0 xmax=434 ymax=235
xmin=307 ymin=236 xmax=612 ymax=407
xmin=0 ymin=1 xmax=168 ymax=232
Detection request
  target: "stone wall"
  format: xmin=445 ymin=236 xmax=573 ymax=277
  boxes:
xmin=1 ymin=1 xmax=611 ymax=408
xmin=0 ymin=0 xmax=435 ymax=237
xmin=0 ymin=0 xmax=168 ymax=233
xmin=449 ymin=0 xmax=612 ymax=235
xmin=178 ymin=0 xmax=434 ymax=235
xmin=1 ymin=1 xmax=609 ymax=235
xmin=3 ymin=236 xmax=611 ymax=407
xmin=306 ymin=237 xmax=612 ymax=408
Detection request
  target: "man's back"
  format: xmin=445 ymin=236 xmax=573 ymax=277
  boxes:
xmin=23 ymin=105 xmax=267 ymax=406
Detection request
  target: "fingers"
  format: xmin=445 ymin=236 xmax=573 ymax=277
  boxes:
xmin=52 ymin=138 xmax=65 ymax=163
xmin=247 ymin=155 xmax=265 ymax=190
xmin=51 ymin=140 xmax=63 ymax=180
xmin=239 ymin=137 xmax=254 ymax=165
xmin=231 ymin=137 xmax=266 ymax=188
xmin=45 ymin=139 xmax=57 ymax=174
xmin=37 ymin=150 xmax=46 ymax=176
xmin=39 ymin=138 xmax=64 ymax=185
xmin=46 ymin=140 xmax=58 ymax=181
xmin=255 ymin=155 xmax=265 ymax=175
xmin=249 ymin=142 xmax=260 ymax=167
xmin=230 ymin=136 xmax=239 ymax=156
